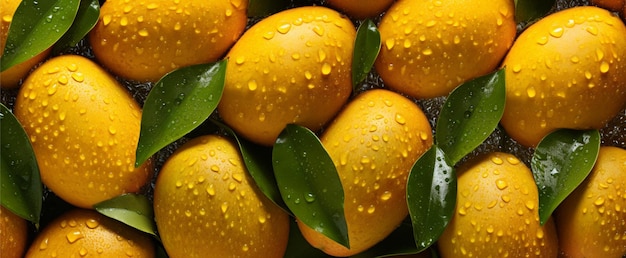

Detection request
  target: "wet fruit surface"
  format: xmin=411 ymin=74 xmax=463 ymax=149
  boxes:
xmin=13 ymin=55 xmax=153 ymax=208
xmin=375 ymin=0 xmax=517 ymax=98
xmin=0 ymin=206 xmax=27 ymax=258
xmin=555 ymin=146 xmax=626 ymax=257
xmin=298 ymin=89 xmax=433 ymax=256
xmin=154 ymin=135 xmax=289 ymax=258
xmin=438 ymin=152 xmax=559 ymax=257
xmin=90 ymin=0 xmax=248 ymax=82
xmin=218 ymin=6 xmax=355 ymax=146
xmin=500 ymin=6 xmax=626 ymax=147
xmin=24 ymin=209 xmax=154 ymax=257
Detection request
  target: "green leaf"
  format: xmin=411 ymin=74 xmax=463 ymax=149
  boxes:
xmin=247 ymin=0 xmax=290 ymax=17
xmin=210 ymin=119 xmax=289 ymax=214
xmin=94 ymin=193 xmax=158 ymax=238
xmin=51 ymin=0 xmax=100 ymax=54
xmin=272 ymin=124 xmax=349 ymax=248
xmin=0 ymin=103 xmax=42 ymax=224
xmin=435 ymin=69 xmax=506 ymax=164
xmin=284 ymin=219 xmax=330 ymax=258
xmin=352 ymin=19 xmax=381 ymax=88
xmin=407 ymin=146 xmax=456 ymax=252
xmin=136 ymin=60 xmax=227 ymax=166
xmin=1 ymin=0 xmax=80 ymax=71
xmin=515 ymin=0 xmax=556 ymax=26
xmin=531 ymin=129 xmax=600 ymax=225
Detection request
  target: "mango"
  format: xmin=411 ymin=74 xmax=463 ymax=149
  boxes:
xmin=218 ymin=6 xmax=355 ymax=146
xmin=0 ymin=206 xmax=27 ymax=258
xmin=438 ymin=152 xmax=559 ymax=257
xmin=153 ymin=135 xmax=290 ymax=258
xmin=500 ymin=6 xmax=626 ymax=147
xmin=325 ymin=0 xmax=394 ymax=19
xmin=89 ymin=0 xmax=248 ymax=82
xmin=298 ymin=89 xmax=433 ymax=256
xmin=14 ymin=55 xmax=152 ymax=209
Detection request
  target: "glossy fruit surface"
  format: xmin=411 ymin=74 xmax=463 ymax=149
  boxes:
xmin=500 ymin=6 xmax=626 ymax=147
xmin=375 ymin=0 xmax=516 ymax=98
xmin=0 ymin=206 xmax=27 ymax=258
xmin=154 ymin=135 xmax=290 ymax=258
xmin=89 ymin=0 xmax=248 ymax=82
xmin=25 ymin=209 xmax=154 ymax=257
xmin=438 ymin=152 xmax=559 ymax=257
xmin=14 ymin=55 xmax=152 ymax=208
xmin=555 ymin=146 xmax=626 ymax=258
xmin=298 ymin=89 xmax=433 ymax=256
xmin=1 ymin=0 xmax=49 ymax=89
xmin=218 ymin=6 xmax=355 ymax=146
xmin=325 ymin=0 xmax=394 ymax=19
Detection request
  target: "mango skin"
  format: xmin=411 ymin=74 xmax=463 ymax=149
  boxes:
xmin=1 ymin=0 xmax=50 ymax=89
xmin=25 ymin=209 xmax=154 ymax=257
xmin=153 ymin=135 xmax=289 ymax=258
xmin=298 ymin=89 xmax=433 ymax=257
xmin=326 ymin=0 xmax=394 ymax=19
xmin=375 ymin=0 xmax=516 ymax=99
xmin=14 ymin=55 xmax=152 ymax=209
xmin=438 ymin=152 xmax=559 ymax=258
xmin=89 ymin=0 xmax=248 ymax=82
xmin=218 ymin=6 xmax=355 ymax=146
xmin=555 ymin=146 xmax=626 ymax=258
xmin=0 ymin=206 xmax=27 ymax=258
xmin=500 ymin=6 xmax=626 ymax=147
xmin=591 ymin=0 xmax=625 ymax=12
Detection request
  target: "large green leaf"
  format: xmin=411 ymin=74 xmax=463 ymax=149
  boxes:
xmin=210 ymin=119 xmax=289 ymax=214
xmin=273 ymin=124 xmax=349 ymax=248
xmin=515 ymin=0 xmax=556 ymax=26
xmin=136 ymin=60 xmax=227 ymax=166
xmin=435 ymin=69 xmax=506 ymax=164
xmin=407 ymin=145 xmax=456 ymax=252
xmin=1 ymin=0 xmax=79 ymax=71
xmin=531 ymin=129 xmax=600 ymax=225
xmin=352 ymin=19 xmax=381 ymax=89
xmin=51 ymin=0 xmax=100 ymax=54
xmin=247 ymin=0 xmax=290 ymax=17
xmin=0 ymin=103 xmax=42 ymax=224
xmin=94 ymin=193 xmax=158 ymax=239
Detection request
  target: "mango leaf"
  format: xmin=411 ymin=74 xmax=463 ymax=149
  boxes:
xmin=247 ymin=0 xmax=290 ymax=17
xmin=435 ymin=69 xmax=505 ymax=164
xmin=1 ymin=0 xmax=79 ymax=71
xmin=273 ymin=124 xmax=349 ymax=248
xmin=531 ymin=129 xmax=600 ymax=225
xmin=94 ymin=193 xmax=158 ymax=238
xmin=407 ymin=146 xmax=456 ymax=252
xmin=352 ymin=19 xmax=381 ymax=88
xmin=0 ymin=103 xmax=42 ymax=224
xmin=515 ymin=0 xmax=556 ymax=26
xmin=210 ymin=118 xmax=289 ymax=214
xmin=51 ymin=0 xmax=100 ymax=54
xmin=135 ymin=60 xmax=227 ymax=166
xmin=283 ymin=219 xmax=330 ymax=258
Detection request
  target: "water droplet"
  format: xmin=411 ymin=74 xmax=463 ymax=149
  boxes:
xmin=512 ymin=64 xmax=522 ymax=73
xmin=549 ymin=27 xmax=564 ymax=38
xmin=526 ymin=87 xmax=536 ymax=98
xmin=86 ymin=219 xmax=99 ymax=229
xmin=313 ymin=25 xmax=324 ymax=36
xmin=594 ymin=197 xmax=605 ymax=206
xmin=367 ymin=205 xmax=376 ymax=214
xmin=277 ymin=23 xmax=291 ymax=34
xmin=138 ymin=29 xmax=149 ymax=37
xmin=585 ymin=26 xmax=598 ymax=35
xmin=501 ymin=195 xmax=511 ymax=203
xmin=491 ymin=156 xmax=503 ymax=165
xmin=221 ymin=202 xmax=229 ymax=213
xmin=79 ymin=247 xmax=88 ymax=256
xmin=385 ymin=38 xmax=395 ymax=50
xmin=381 ymin=191 xmax=392 ymax=201
xmin=305 ymin=193 xmax=316 ymax=203
xmin=206 ymin=185 xmax=216 ymax=196
xmin=496 ymin=179 xmax=508 ymax=190
xmin=66 ymin=231 xmax=84 ymax=243
xmin=422 ymin=48 xmax=433 ymax=55
xmin=247 ymin=80 xmax=258 ymax=91
xmin=321 ymin=63 xmax=331 ymax=75
xmin=395 ymin=113 xmax=406 ymax=125
xmin=120 ymin=16 xmax=128 ymax=26
xmin=39 ymin=238 xmax=49 ymax=250
xmin=146 ymin=3 xmax=158 ymax=9
xmin=536 ymin=36 xmax=548 ymax=45
xmin=600 ymin=61 xmax=609 ymax=74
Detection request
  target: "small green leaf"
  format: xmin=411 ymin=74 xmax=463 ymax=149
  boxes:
xmin=94 ymin=193 xmax=158 ymax=238
xmin=283 ymin=219 xmax=330 ymax=258
xmin=273 ymin=124 xmax=349 ymax=248
xmin=136 ymin=60 xmax=227 ymax=166
xmin=435 ymin=69 xmax=506 ymax=164
xmin=210 ymin=119 xmax=289 ymax=214
xmin=352 ymin=19 xmax=381 ymax=88
xmin=51 ymin=0 xmax=100 ymax=54
xmin=351 ymin=220 xmax=419 ymax=258
xmin=515 ymin=0 xmax=556 ymax=26
xmin=531 ymin=129 xmax=600 ymax=225
xmin=407 ymin=146 xmax=456 ymax=252
xmin=1 ymin=0 xmax=80 ymax=71
xmin=247 ymin=0 xmax=290 ymax=17
xmin=0 ymin=103 xmax=42 ymax=224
